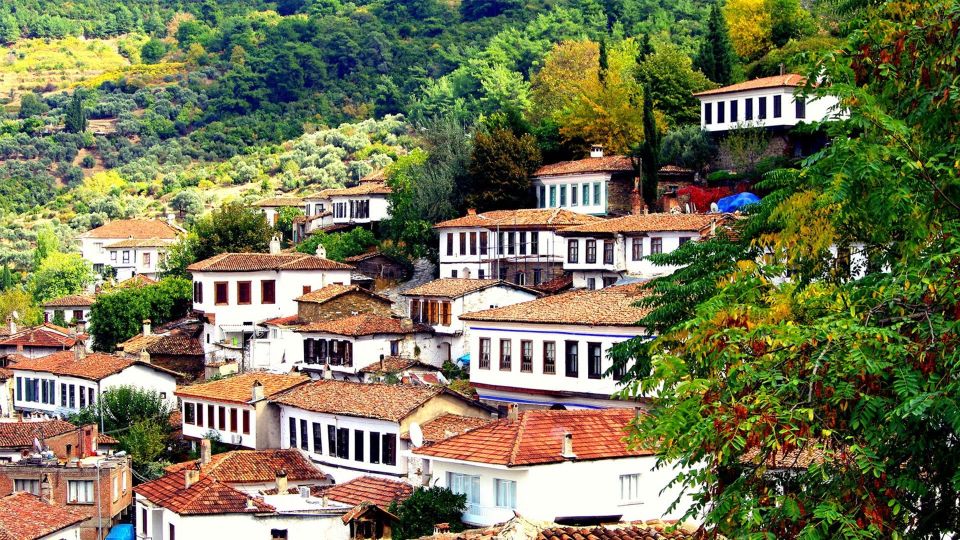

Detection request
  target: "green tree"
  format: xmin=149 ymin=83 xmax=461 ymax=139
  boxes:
xmin=18 ymin=92 xmax=47 ymax=119
xmin=64 ymin=92 xmax=87 ymax=134
xmin=69 ymin=386 xmax=173 ymax=435
xmin=638 ymin=86 xmax=660 ymax=209
xmin=89 ymin=278 xmax=191 ymax=352
xmin=659 ymin=126 xmax=718 ymax=176
xmin=465 ymin=127 xmax=541 ymax=211
xmin=32 ymin=225 xmax=61 ymax=269
xmin=122 ymin=420 xmax=169 ymax=472
xmin=28 ymin=253 xmax=92 ymax=304
xmin=170 ymin=189 xmax=204 ymax=223
xmin=767 ymin=0 xmax=815 ymax=48
xmin=159 ymin=235 xmax=197 ymax=280
xmin=388 ymin=487 xmax=467 ymax=540
xmin=0 ymin=14 xmax=18 ymax=44
xmin=0 ymin=265 xmax=16 ymax=291
xmin=0 ymin=289 xmax=42 ymax=326
xmin=275 ymin=207 xmax=303 ymax=242
xmin=637 ymin=44 xmax=714 ymax=127
xmin=695 ymin=4 xmax=737 ymax=85
xmin=191 ymin=202 xmax=274 ymax=262
xmin=616 ymin=1 xmax=960 ymax=537
xmin=295 ymin=228 xmax=376 ymax=261
xmin=141 ymin=38 xmax=168 ymax=64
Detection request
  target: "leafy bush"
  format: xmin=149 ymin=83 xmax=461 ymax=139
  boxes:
xmin=89 ymin=277 xmax=192 ymax=352
xmin=388 ymin=487 xmax=468 ymax=540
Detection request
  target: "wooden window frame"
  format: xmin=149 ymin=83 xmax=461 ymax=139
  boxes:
xmin=261 ymin=280 xmax=276 ymax=304
xmin=236 ymin=281 xmax=252 ymax=305
xmin=214 ymin=282 xmax=229 ymax=305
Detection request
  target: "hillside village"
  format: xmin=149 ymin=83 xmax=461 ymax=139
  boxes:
xmin=0 ymin=0 xmax=957 ymax=538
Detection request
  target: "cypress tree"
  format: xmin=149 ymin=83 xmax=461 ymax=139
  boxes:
xmin=640 ymin=85 xmax=660 ymax=210
xmin=695 ymin=4 xmax=736 ymax=85
xmin=64 ymin=92 xmax=87 ymax=134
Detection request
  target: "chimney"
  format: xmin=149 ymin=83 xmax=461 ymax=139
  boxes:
xmin=75 ymin=320 xmax=86 ymax=334
xmin=74 ymin=344 xmax=85 ymax=361
xmin=506 ymin=403 xmax=519 ymax=421
xmin=252 ymin=380 xmax=264 ymax=401
xmin=299 ymin=486 xmax=310 ymax=498
xmin=166 ymin=213 xmax=176 ymax=226
xmin=269 ymin=235 xmax=282 ymax=254
xmin=200 ymin=438 xmax=211 ymax=466
xmin=142 ymin=319 xmax=151 ymax=336
xmin=379 ymin=354 xmax=385 ymax=371
xmin=590 ymin=144 xmax=604 ymax=158
xmin=561 ymin=431 xmax=576 ymax=459
xmin=630 ymin=185 xmax=644 ymax=216
xmin=139 ymin=350 xmax=151 ymax=364
xmin=6 ymin=316 xmax=15 ymax=335
xmin=467 ymin=208 xmax=477 ymax=216
xmin=434 ymin=523 xmax=451 ymax=535
xmin=275 ymin=469 xmax=288 ymax=494
xmin=315 ymin=243 xmax=327 ymax=259
xmin=323 ymin=364 xmax=333 ymax=380
xmin=400 ymin=317 xmax=414 ymax=332
xmin=184 ymin=468 xmax=200 ymax=489
xmin=245 ymin=498 xmax=257 ymax=511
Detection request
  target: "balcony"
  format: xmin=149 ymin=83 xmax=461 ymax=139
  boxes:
xmin=462 ymin=504 xmax=516 ymax=527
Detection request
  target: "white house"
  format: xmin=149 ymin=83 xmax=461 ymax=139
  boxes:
xmin=176 ymin=372 xmax=309 ymax=450
xmin=460 ymin=283 xmax=651 ymax=409
xmin=271 ymin=379 xmax=496 ymax=484
xmin=401 ymin=279 xmax=541 ymax=363
xmin=187 ymin=252 xmax=353 ymax=368
xmin=293 ymin=193 xmax=334 ymax=242
xmin=324 ymin=182 xmax=392 ymax=227
xmin=0 ymin=322 xmax=87 ymax=359
xmin=10 ymin=349 xmax=179 ymax=418
xmin=412 ymin=408 xmax=693 ymax=527
xmin=255 ymin=196 xmax=304 ymax=227
xmin=78 ymin=218 xmax=184 ymax=282
xmin=0 ymin=491 xmax=87 ymax=540
xmin=694 ymin=73 xmax=841 ymax=133
xmin=434 ymin=209 xmax=603 ymax=284
xmin=532 ymin=146 xmax=637 ymax=216
xmin=42 ymin=295 xmax=95 ymax=326
xmin=556 ymin=213 xmax=719 ymax=289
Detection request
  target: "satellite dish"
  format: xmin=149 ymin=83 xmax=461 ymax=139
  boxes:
xmin=710 ymin=202 xmax=720 ymax=213
xmin=409 ymin=422 xmax=424 ymax=448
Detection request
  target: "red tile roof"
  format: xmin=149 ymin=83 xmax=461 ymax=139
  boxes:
xmin=323 ymin=182 xmax=392 ymax=196
xmin=0 ymin=420 xmax=78 ymax=448
xmin=104 ymin=238 xmax=175 ymax=248
xmin=175 ymin=372 xmax=309 ymax=405
xmin=401 ymin=414 xmax=491 ymax=444
xmin=0 ymin=326 xmax=80 ymax=349
xmin=693 ymin=73 xmax=806 ymax=97
xmin=531 ymin=273 xmax=573 ymax=294
xmin=538 ymin=523 xmax=697 ymax=540
xmin=10 ymin=351 xmax=163 ymax=382
xmin=262 ymin=314 xmax=302 ymax=327
xmin=413 ymin=408 xmax=651 ymax=466
xmin=320 ymin=476 xmax=413 ymax=508
xmin=358 ymin=357 xmax=441 ymax=374
xmin=0 ymin=492 xmax=87 ymax=540
xmin=535 ymin=155 xmax=634 ymax=177
xmin=740 ymin=444 xmax=827 ymax=470
xmin=459 ymin=283 xmax=650 ymax=326
xmin=435 ymin=209 xmax=603 ymax=230
xmin=273 ymin=380 xmax=470 ymax=422
xmin=187 ymin=252 xmax=353 ymax=272
xmin=255 ymin=197 xmax=303 ymax=207
xmin=42 ymin=295 xmax=95 ymax=308
xmin=134 ymin=473 xmax=274 ymax=516
xmin=557 ymin=213 xmax=717 ymax=235
xmin=79 ymin=219 xmax=183 ymax=239
xmin=402 ymin=279 xmax=537 ymax=299
xmin=164 ymin=449 xmax=329 ymax=483
xmin=296 ymin=284 xmax=391 ymax=305
xmin=297 ymin=313 xmax=431 ymax=337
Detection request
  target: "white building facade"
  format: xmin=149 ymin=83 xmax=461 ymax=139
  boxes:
xmin=78 ymin=218 xmax=184 ymax=282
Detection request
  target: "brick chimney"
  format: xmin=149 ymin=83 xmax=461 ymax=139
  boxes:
xmin=200 ymin=438 xmax=211 ymax=466
xmin=275 ymin=469 xmax=288 ymax=494
xmin=6 ymin=316 xmax=15 ymax=335
xmin=467 ymin=208 xmax=477 ymax=216
xmin=561 ymin=431 xmax=576 ymax=459
xmin=184 ymin=468 xmax=200 ymax=489
xmin=74 ymin=343 xmax=85 ymax=361
xmin=142 ymin=319 xmax=151 ymax=336
xmin=400 ymin=317 xmax=414 ymax=332
xmin=631 ymin=183 xmax=645 ymax=216
xmin=506 ymin=403 xmax=519 ymax=421
xmin=139 ymin=350 xmax=151 ymax=364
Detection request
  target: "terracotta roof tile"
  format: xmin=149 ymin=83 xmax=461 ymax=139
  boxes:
xmin=402 ymin=279 xmax=537 ymax=299
xmin=0 ymin=326 xmax=80 ymax=349
xmin=459 ymin=283 xmax=650 ymax=326
xmin=42 ymin=295 xmax=95 ymax=308
xmin=0 ymin=492 xmax=87 ymax=540
xmin=360 ymin=170 xmax=387 ymax=183
xmin=414 ymin=409 xmax=651 ymax=466
xmin=740 ymin=444 xmax=827 ymax=470
xmin=187 ymin=252 xmax=352 ymax=272
xmin=297 ymin=313 xmax=431 ymax=337
xmin=11 ymin=351 xmax=141 ymax=381
xmin=134 ymin=474 xmax=274 ymax=516
xmin=255 ymin=197 xmax=303 ymax=207
xmin=401 ymin=414 xmax=491 ymax=444
xmin=320 ymin=476 xmax=413 ymax=507
xmin=435 ymin=209 xmax=603 ymax=230
xmin=296 ymin=284 xmax=391 ymax=305
xmin=164 ymin=449 xmax=328 ymax=483
xmin=79 ymin=219 xmax=183 ymax=239
xmin=693 ymin=73 xmax=806 ymax=97
xmin=359 ymin=357 xmax=441 ymax=374
xmin=0 ymin=420 xmax=78 ymax=448
xmin=535 ymin=155 xmax=634 ymax=177
xmin=262 ymin=315 xmax=302 ymax=327
xmin=175 ymin=372 xmax=309 ymax=405
xmin=115 ymin=274 xmax=157 ymax=288
xmin=273 ymin=380 xmax=455 ymax=422
xmin=557 ymin=213 xmax=717 ymax=235
xmin=104 ymin=238 xmax=175 ymax=248
xmin=323 ymin=182 xmax=392 ymax=196
xmin=531 ymin=274 xmax=573 ymax=294
xmin=537 ymin=523 xmax=698 ymax=540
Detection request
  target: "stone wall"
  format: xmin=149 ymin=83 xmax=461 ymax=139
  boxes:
xmin=297 ymin=293 xmax=392 ymax=323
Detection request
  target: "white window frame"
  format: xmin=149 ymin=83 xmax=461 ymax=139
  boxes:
xmin=13 ymin=479 xmax=39 ymax=495
xmin=68 ymin=479 xmax=95 ymax=504
xmin=620 ymin=473 xmax=642 ymax=504
xmin=448 ymin=472 xmax=480 ymax=505
xmin=495 ymin=478 xmax=517 ymax=509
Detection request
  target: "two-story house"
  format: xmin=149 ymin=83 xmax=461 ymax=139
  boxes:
xmin=401 ymin=279 xmax=540 ymax=363
xmin=460 ymin=283 xmax=651 ymax=409
xmin=187 ymin=252 xmax=353 ymax=368
xmin=78 ymin=219 xmax=184 ymax=282
xmin=532 ymin=146 xmax=637 ymax=216
xmin=325 ymin=182 xmax=392 ymax=228
xmin=293 ymin=194 xmax=335 ymax=242
xmin=43 ymin=295 xmax=95 ymax=326
xmin=435 ymin=209 xmax=603 ymax=284
xmin=11 ymin=349 xmax=179 ymax=418
xmin=271 ymin=379 xmax=496 ymax=483
xmin=412 ymin=408 xmax=692 ymax=527
xmin=255 ymin=196 xmax=304 ymax=227
xmin=557 ymin=213 xmax=718 ymax=289
xmin=176 ymin=372 xmax=309 ymax=450
xmin=0 ymin=322 xmax=87 ymax=359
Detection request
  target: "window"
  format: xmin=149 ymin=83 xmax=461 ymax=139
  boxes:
xmin=515 ymin=273 xmax=526 ymax=286
xmin=507 ymin=232 xmax=516 ymax=255
xmin=312 ymin=423 xmax=323 ymax=454
xmin=520 ymin=340 xmax=533 ymax=372
xmin=337 ymin=427 xmax=350 ymax=459
xmin=446 ymin=233 xmax=454 ymax=256
xmin=571 ymin=185 xmax=578 ymax=206
xmin=122 ymin=251 xmax=130 ymax=263
xmin=730 ymin=99 xmax=738 ymax=122
xmin=745 ymin=98 xmax=754 ymax=120
xmin=495 ymin=479 xmax=517 ymax=509
xmin=497 ymin=232 xmax=505 ymax=255
xmin=459 ymin=232 xmax=467 ymax=255
xmin=197 ymin=403 xmax=204 ymax=426
xmin=588 ymin=342 xmax=603 ymax=379
xmin=289 ymin=417 xmax=297 ymax=448
xmin=300 ymin=419 xmax=308 ymax=451
xmin=559 ymin=185 xmax=567 ymax=206
xmin=603 ymin=240 xmax=614 ymax=264
xmin=773 ymin=95 xmax=782 ymax=118
xmin=499 ymin=266 xmax=508 ymax=280
xmin=369 ymin=432 xmax=381 ymax=464
xmin=381 ymin=433 xmax=397 ymax=465
xmin=242 ymin=410 xmax=250 ymax=435
xmin=717 ymin=101 xmax=725 ymax=123
xmin=214 ymin=282 xmax=228 ymax=305
xmin=479 ymin=338 xmax=491 ymax=369
xmin=587 ymin=277 xmax=596 ymax=290
xmin=271 ymin=530 xmax=288 ymax=540
xmin=390 ymin=340 xmax=401 ymax=356
xmin=631 ymin=238 xmax=642 ymax=260
xmin=518 ymin=232 xmax=527 ymax=255
xmin=143 ymin=252 xmax=151 ymax=267
xmin=567 ymin=239 xmax=579 ymax=263
xmin=538 ymin=185 xmax=546 ymax=207
xmin=230 ymin=408 xmax=238 ymax=432
xmin=184 ymin=403 xmax=195 ymax=425
xmin=704 ymin=102 xmax=712 ymax=124
xmin=79 ymin=384 xmax=86 ymax=408
xmin=13 ymin=479 xmax=39 ymax=495
xmin=679 ymin=236 xmax=691 ymax=246
xmin=327 ymin=425 xmax=336 ymax=456
xmin=582 ymin=183 xmax=590 ymax=205
xmin=73 ymin=310 xmax=83 ymax=322
xmin=533 ymin=268 xmax=542 ymax=285
xmin=499 ymin=339 xmax=512 ymax=371
xmin=470 ymin=232 xmax=477 ymax=255
xmin=593 ymin=182 xmax=601 ymax=205
xmin=69 ymin=385 xmax=75 ymax=409
xmin=478 ymin=268 xmax=485 ymax=278
xmin=447 ymin=473 xmax=480 ymax=505
xmin=302 ymin=285 xmax=312 ymax=295
xmin=585 ymin=240 xmax=597 ymax=264
xmin=207 ymin=405 xmax=214 ymax=428
xmin=355 ymin=430 xmax=365 ymax=462
xmin=169 ymin=524 xmax=176 ymax=540
xmin=529 ymin=232 xmax=538 ymax=255
xmin=110 ymin=250 xmax=117 ymax=262
xmin=237 ymin=281 xmax=252 ymax=304
xmin=650 ymin=238 xmax=663 ymax=254
xmin=479 ymin=232 xmax=488 ymax=255
xmin=68 ymin=480 xmax=94 ymax=504
xmin=141 ymin=508 xmax=147 ymax=534
xmin=218 ymin=406 xmax=226 ymax=430
xmin=565 ymin=341 xmax=579 ymax=377
xmin=758 ymin=96 xmax=768 ymax=119
xmin=543 ymin=341 xmax=556 ymax=374
xmin=549 ymin=186 xmax=556 ymax=207
xmin=410 ymin=299 xmax=422 ymax=323
xmin=795 ymin=97 xmax=806 ymax=119
xmin=620 ymin=473 xmax=641 ymax=503
xmin=113 ymin=476 xmax=119 ymax=501
xmin=261 ymin=280 xmax=276 ymax=304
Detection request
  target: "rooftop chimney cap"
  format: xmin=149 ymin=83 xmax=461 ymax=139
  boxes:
xmin=590 ymin=144 xmax=604 ymax=158
xmin=561 ymin=431 xmax=576 ymax=459
xmin=467 ymin=208 xmax=477 ymax=215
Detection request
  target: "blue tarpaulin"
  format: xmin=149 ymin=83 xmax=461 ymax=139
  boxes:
xmin=105 ymin=524 xmax=134 ymax=540
xmin=716 ymin=192 xmax=761 ymax=213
